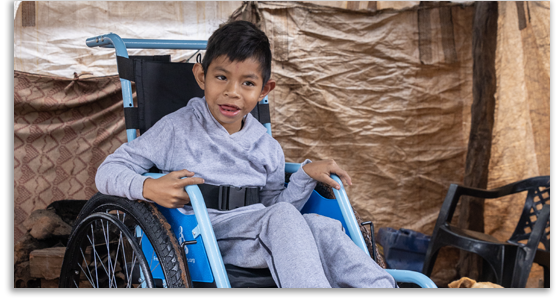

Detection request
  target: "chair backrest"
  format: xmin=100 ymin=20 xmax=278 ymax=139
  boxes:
xmin=507 ymin=176 xmax=550 ymax=251
xmin=120 ymin=56 xmax=204 ymax=135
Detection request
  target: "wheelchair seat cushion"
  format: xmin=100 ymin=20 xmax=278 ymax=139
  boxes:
xmin=225 ymin=264 xmax=277 ymax=288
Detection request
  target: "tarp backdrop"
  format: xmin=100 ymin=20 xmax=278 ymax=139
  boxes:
xmin=14 ymin=1 xmax=549 ymax=287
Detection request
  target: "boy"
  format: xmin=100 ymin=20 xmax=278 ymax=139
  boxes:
xmin=96 ymin=20 xmax=396 ymax=288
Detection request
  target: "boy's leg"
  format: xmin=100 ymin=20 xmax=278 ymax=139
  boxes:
xmin=302 ymin=213 xmax=397 ymax=288
xmin=210 ymin=202 xmax=331 ymax=288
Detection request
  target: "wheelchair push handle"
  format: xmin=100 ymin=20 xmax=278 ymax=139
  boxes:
xmin=86 ymin=33 xmax=207 ymax=50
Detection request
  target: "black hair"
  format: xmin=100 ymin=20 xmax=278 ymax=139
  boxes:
xmin=201 ymin=20 xmax=272 ymax=86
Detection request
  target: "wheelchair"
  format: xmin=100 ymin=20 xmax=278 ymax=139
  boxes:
xmin=58 ymin=33 xmax=437 ymax=288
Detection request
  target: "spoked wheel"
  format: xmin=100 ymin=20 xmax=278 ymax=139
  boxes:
xmin=59 ymin=193 xmax=191 ymax=288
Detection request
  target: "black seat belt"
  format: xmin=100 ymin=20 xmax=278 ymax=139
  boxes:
xmin=197 ymin=184 xmax=260 ymax=211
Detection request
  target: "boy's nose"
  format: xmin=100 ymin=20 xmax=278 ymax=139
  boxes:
xmin=224 ymin=82 xmax=240 ymax=98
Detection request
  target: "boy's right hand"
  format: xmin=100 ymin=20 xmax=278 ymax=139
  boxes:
xmin=142 ymin=169 xmax=205 ymax=208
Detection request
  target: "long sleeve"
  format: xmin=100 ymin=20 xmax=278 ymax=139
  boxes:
xmin=259 ymin=145 xmax=317 ymax=211
xmin=95 ymin=118 xmax=176 ymax=201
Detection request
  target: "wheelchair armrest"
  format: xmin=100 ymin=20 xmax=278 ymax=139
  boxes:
xmin=143 ymin=172 xmax=231 ymax=288
xmin=329 ymin=174 xmax=370 ymax=254
xmin=284 ymin=162 xmax=301 ymax=174
xmin=285 ymin=163 xmax=369 ymax=253
xmin=143 ymin=172 xmax=165 ymax=179
xmin=385 ymin=269 xmax=437 ymax=288
xmin=284 ymin=165 xmax=438 ymax=288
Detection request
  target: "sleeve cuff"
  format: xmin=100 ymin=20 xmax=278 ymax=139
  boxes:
xmin=290 ymin=159 xmax=316 ymax=186
xmin=130 ymin=175 xmax=150 ymax=201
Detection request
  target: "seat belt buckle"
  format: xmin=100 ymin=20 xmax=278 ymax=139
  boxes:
xmin=217 ymin=186 xmax=247 ymax=210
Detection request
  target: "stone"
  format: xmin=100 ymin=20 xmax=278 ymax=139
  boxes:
xmin=14 ymin=233 xmax=51 ymax=265
xmin=29 ymin=247 xmax=66 ymax=280
xmin=47 ymin=200 xmax=87 ymax=227
xmin=41 ymin=278 xmax=59 ymax=288
xmin=23 ymin=209 xmax=72 ymax=240
xmin=14 ymin=261 xmax=31 ymax=288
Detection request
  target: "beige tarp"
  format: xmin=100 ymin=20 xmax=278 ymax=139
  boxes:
xmin=486 ymin=1 xmax=550 ymax=241
xmin=474 ymin=2 xmax=550 ymax=287
xmin=14 ymin=1 xmax=242 ymax=78
xmin=259 ymin=1 xmax=475 ymax=234
xmin=252 ymin=1 xmax=549 ymax=286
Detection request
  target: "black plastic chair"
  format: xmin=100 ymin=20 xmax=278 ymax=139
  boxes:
xmin=422 ymin=176 xmax=550 ymax=288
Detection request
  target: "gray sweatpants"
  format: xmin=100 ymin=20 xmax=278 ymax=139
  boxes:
xmin=211 ymin=202 xmax=397 ymax=288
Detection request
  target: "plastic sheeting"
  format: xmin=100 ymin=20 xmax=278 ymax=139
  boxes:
xmin=259 ymin=1 xmax=475 ymax=234
xmin=486 ymin=1 xmax=550 ymax=241
xmin=14 ymin=1 xmax=242 ymax=78
xmin=253 ymin=1 xmax=548 ymax=287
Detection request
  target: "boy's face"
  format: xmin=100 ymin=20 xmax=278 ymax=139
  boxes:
xmin=193 ymin=55 xmax=275 ymax=134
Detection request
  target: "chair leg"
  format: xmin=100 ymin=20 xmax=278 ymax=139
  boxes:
xmin=542 ymin=265 xmax=550 ymax=288
xmin=422 ymin=243 xmax=442 ymax=277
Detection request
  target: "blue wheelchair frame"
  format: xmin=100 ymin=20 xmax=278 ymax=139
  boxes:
xmin=87 ymin=33 xmax=437 ymax=288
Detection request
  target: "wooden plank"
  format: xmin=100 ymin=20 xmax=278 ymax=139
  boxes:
xmin=457 ymin=1 xmax=498 ymax=281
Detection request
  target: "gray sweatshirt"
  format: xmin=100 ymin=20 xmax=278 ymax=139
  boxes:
xmin=95 ymin=97 xmax=317 ymax=220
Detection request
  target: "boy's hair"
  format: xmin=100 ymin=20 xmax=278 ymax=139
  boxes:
xmin=201 ymin=20 xmax=272 ymax=86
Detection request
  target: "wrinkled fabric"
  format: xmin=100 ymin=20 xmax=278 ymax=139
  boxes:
xmin=13 ymin=1 xmax=242 ymax=78
xmin=259 ymin=1 xmax=475 ymax=234
xmin=13 ymin=71 xmax=127 ymax=243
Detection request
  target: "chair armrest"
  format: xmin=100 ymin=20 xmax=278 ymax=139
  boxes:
xmin=386 ymin=269 xmax=437 ymax=288
xmin=143 ymin=172 xmax=165 ymax=179
xmin=329 ymin=174 xmax=370 ymax=255
xmin=284 ymin=162 xmax=301 ymax=174
xmin=185 ymin=184 xmax=231 ymax=288
xmin=283 ymin=166 xmax=438 ymax=288
xmin=284 ymin=163 xmax=369 ymax=252
xmin=143 ymin=172 xmax=231 ymax=288
xmin=438 ymin=176 xmax=549 ymax=225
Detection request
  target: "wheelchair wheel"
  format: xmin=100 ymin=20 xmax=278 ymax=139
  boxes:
xmin=59 ymin=193 xmax=190 ymax=288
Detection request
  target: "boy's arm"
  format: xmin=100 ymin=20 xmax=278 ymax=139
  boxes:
xmin=256 ymin=145 xmax=316 ymax=211
xmin=95 ymin=118 xmax=176 ymax=201
xmin=259 ymin=157 xmax=317 ymax=211
xmin=259 ymin=147 xmax=353 ymax=211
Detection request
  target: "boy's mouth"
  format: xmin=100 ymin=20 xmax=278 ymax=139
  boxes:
xmin=218 ymin=104 xmax=241 ymax=117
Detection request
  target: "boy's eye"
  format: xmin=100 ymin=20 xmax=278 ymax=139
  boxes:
xmin=216 ymin=75 xmax=226 ymax=81
xmin=243 ymin=81 xmax=256 ymax=87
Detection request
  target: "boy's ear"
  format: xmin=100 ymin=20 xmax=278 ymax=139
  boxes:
xmin=192 ymin=63 xmax=206 ymax=90
xmin=259 ymin=79 xmax=276 ymax=101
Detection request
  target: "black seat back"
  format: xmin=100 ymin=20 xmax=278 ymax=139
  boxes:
xmin=119 ymin=55 xmax=204 ymax=135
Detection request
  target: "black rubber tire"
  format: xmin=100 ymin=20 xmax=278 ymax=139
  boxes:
xmin=59 ymin=192 xmax=190 ymax=288
xmin=59 ymin=212 xmax=156 ymax=288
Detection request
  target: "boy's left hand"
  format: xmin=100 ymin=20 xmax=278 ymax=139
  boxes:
xmin=302 ymin=159 xmax=352 ymax=190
